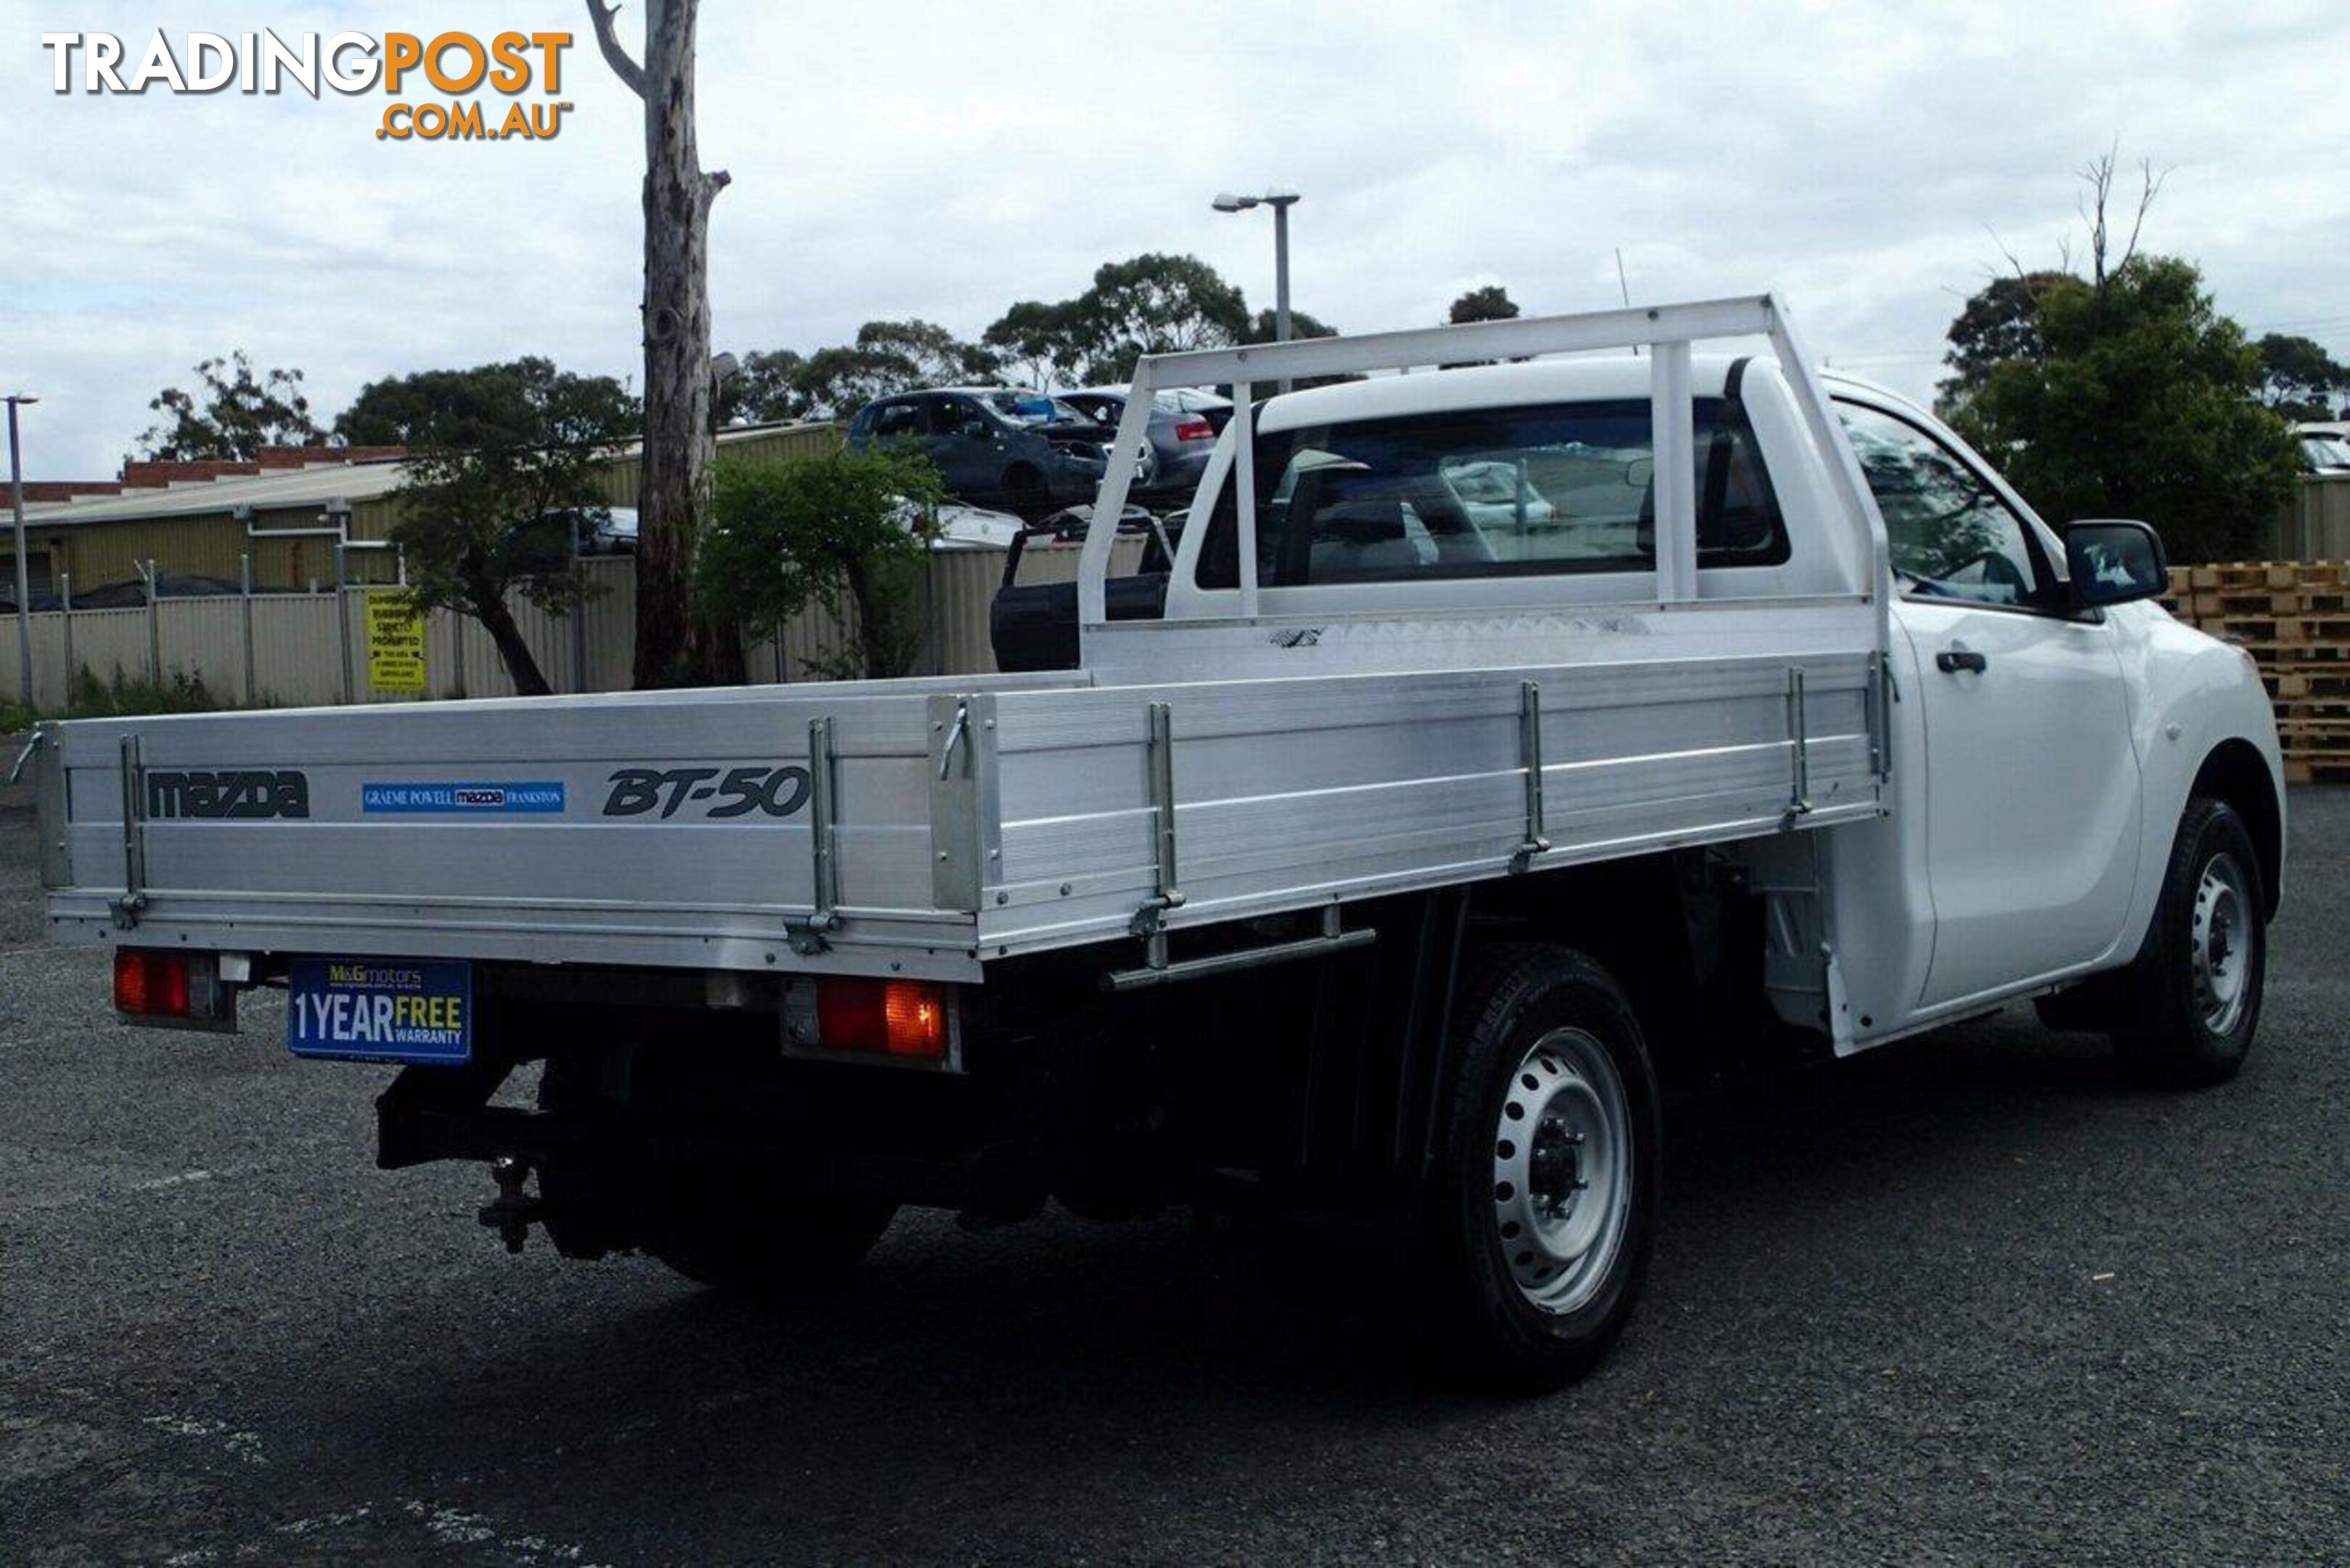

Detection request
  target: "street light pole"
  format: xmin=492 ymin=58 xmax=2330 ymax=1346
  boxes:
xmin=1271 ymin=198 xmax=1293 ymax=351
xmin=5 ymin=394 xmax=36 ymax=711
xmin=1212 ymin=187 xmax=1302 ymax=393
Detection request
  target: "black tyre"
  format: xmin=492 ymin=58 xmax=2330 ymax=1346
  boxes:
xmin=1425 ymin=943 xmax=1661 ymax=1389
xmin=536 ymin=1055 xmax=895 ymax=1297
xmin=2108 ymin=797 xmax=2267 ymax=1088
xmin=642 ymin=1175 xmax=897 ymax=1299
xmin=1001 ymin=464 xmax=1048 ymax=518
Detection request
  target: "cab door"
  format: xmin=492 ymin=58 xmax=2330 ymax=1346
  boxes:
xmin=1839 ymin=400 xmax=2143 ymax=1009
xmin=926 ymin=395 xmax=1001 ymax=499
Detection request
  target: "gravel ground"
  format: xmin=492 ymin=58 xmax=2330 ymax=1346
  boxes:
xmin=4 ymin=773 xmax=2346 ymax=1564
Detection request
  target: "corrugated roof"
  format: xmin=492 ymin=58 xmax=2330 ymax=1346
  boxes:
xmin=21 ymin=422 xmax=831 ymax=528
xmin=23 ymin=460 xmax=409 ymax=524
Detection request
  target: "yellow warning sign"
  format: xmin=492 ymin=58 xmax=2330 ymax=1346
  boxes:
xmin=365 ymin=592 xmax=428 ymax=693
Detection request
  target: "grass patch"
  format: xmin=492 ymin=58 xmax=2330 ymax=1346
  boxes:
xmin=68 ymin=665 xmax=227 ymax=718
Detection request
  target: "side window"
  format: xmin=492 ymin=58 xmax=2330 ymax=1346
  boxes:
xmin=1195 ymin=396 xmax=1787 ymax=590
xmin=868 ymin=400 xmax=923 ymax=441
xmin=1835 ymin=402 xmax=2052 ymax=608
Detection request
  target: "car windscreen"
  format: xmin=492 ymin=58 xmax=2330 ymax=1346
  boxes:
xmin=984 ymin=391 xmax=1086 ymax=425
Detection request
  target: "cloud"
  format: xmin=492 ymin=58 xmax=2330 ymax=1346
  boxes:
xmin=3 ymin=0 xmax=2343 ymax=478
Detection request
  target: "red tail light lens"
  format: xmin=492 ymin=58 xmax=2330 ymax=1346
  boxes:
xmin=1173 ymin=417 xmax=1215 ymax=443
xmin=114 ymin=950 xmax=189 ymax=1016
xmin=814 ymin=978 xmax=950 ymax=1059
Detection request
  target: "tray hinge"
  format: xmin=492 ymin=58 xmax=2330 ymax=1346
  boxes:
xmin=1511 ymin=679 xmax=1551 ymax=873
xmin=111 ymin=733 xmax=149 ymax=929
xmin=787 ymin=714 xmax=841 ymax=955
xmin=1867 ymin=650 xmax=1897 ymax=781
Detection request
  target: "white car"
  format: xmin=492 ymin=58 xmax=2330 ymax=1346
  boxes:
xmin=44 ymin=295 xmax=2282 ymax=1391
xmin=2297 ymin=422 xmax=2350 ymax=471
xmin=890 ymin=496 xmax=1028 ymax=550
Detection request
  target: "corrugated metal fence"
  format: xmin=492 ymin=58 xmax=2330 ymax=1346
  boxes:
xmin=0 ymin=538 xmax=1141 ymax=713
xmin=2273 ymin=474 xmax=2350 ymax=562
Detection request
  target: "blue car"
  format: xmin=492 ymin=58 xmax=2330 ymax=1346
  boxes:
xmin=847 ymin=388 xmax=1112 ymax=517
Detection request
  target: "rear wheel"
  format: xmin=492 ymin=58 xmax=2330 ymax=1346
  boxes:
xmin=2108 ymin=797 xmax=2267 ymax=1087
xmin=536 ymin=1055 xmax=896 ymax=1297
xmin=1425 ymin=944 xmax=1660 ymax=1388
xmin=641 ymin=1174 xmax=896 ymax=1299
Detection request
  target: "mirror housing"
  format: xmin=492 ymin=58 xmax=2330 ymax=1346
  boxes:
xmin=2065 ymin=519 xmax=2168 ymax=611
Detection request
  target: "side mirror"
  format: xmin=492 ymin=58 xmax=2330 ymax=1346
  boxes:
xmin=2065 ymin=519 xmax=2168 ymax=611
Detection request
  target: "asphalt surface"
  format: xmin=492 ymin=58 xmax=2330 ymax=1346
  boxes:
xmin=4 ymin=775 xmax=2346 ymax=1564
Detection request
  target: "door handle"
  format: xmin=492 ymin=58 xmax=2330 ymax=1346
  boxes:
xmin=1935 ymin=648 xmax=1988 ymax=674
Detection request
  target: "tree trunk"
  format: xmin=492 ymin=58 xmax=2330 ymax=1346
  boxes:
xmin=473 ymin=587 xmax=553 ymax=696
xmin=843 ymin=557 xmax=885 ymax=680
xmin=591 ymin=0 xmax=738 ymax=690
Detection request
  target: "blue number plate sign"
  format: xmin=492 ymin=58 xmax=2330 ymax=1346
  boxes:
xmin=287 ymin=957 xmax=473 ymax=1065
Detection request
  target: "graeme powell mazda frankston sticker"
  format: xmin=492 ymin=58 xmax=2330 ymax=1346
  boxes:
xmin=287 ymin=958 xmax=473 ymax=1065
xmin=361 ymin=781 xmax=566 ymax=814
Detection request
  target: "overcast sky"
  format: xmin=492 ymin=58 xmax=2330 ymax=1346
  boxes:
xmin=6 ymin=1 xmax=2346 ymax=479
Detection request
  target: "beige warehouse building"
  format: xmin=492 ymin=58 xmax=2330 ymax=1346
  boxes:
xmin=7 ymin=422 xmax=838 ymax=603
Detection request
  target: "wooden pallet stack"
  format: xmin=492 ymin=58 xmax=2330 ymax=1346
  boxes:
xmin=2161 ymin=561 xmax=2350 ymax=784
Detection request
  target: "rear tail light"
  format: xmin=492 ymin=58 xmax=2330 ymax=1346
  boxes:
xmin=801 ymin=977 xmax=955 ymax=1063
xmin=113 ymin=949 xmax=236 ymax=1030
xmin=1173 ymin=417 xmax=1215 ymax=443
xmin=114 ymin=949 xmax=190 ymax=1017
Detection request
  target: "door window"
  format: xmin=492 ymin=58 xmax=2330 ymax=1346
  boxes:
xmin=1835 ymin=402 xmax=2052 ymax=609
xmin=919 ymin=397 xmax=963 ymax=438
xmin=868 ymin=400 xmax=923 ymax=441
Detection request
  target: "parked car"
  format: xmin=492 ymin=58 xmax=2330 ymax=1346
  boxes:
xmin=514 ymin=505 xmax=636 ymax=558
xmin=890 ymin=495 xmax=1029 ymax=550
xmin=2297 ymin=422 xmax=2350 ymax=471
xmin=846 ymin=388 xmax=1112 ymax=516
xmin=1060 ymin=387 xmax=1233 ymax=497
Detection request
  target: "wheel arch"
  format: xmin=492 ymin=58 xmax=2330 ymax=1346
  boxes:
xmin=2191 ymin=738 xmax=2283 ymax=919
xmin=1468 ymin=852 xmax=1713 ymax=1080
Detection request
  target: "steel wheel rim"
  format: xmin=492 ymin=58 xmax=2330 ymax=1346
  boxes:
xmin=1490 ymin=1026 xmax=1633 ymax=1315
xmin=2192 ymin=850 xmax=2253 ymax=1035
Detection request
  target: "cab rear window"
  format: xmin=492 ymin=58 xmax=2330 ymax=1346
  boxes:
xmin=1194 ymin=396 xmax=1786 ymax=591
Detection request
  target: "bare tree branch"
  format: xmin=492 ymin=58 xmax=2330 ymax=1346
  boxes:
xmin=1984 ymin=224 xmax=2033 ymax=285
xmin=2118 ymin=156 xmax=2169 ymax=273
xmin=2076 ymin=139 xmax=2129 ymax=295
xmin=584 ymin=0 xmax=645 ymax=98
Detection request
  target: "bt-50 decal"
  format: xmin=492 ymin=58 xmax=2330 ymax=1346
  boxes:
xmin=601 ymin=764 xmax=812 ymax=820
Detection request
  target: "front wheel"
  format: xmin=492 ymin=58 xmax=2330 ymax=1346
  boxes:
xmin=1425 ymin=944 xmax=1660 ymax=1389
xmin=1000 ymin=463 xmax=1048 ymax=518
xmin=2109 ymin=797 xmax=2268 ymax=1087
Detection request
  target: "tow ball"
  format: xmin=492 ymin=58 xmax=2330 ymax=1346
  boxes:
xmin=477 ymin=1156 xmax=544 ymax=1254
